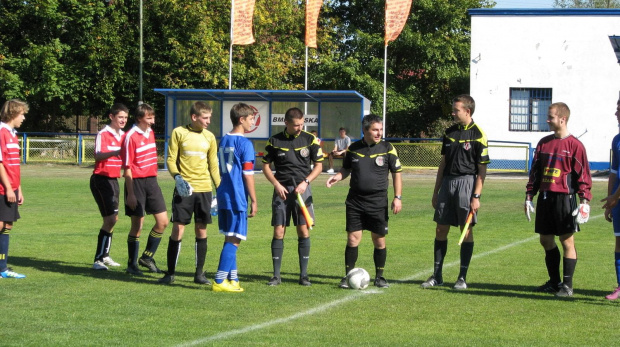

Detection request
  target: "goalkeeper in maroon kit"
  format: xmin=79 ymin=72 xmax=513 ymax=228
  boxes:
xmin=525 ymin=102 xmax=592 ymax=297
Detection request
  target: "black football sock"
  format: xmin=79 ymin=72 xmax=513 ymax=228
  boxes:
xmin=195 ymin=237 xmax=207 ymax=275
xmin=127 ymin=235 xmax=139 ymax=266
xmin=142 ymin=229 xmax=163 ymax=259
xmin=94 ymin=229 xmax=110 ymax=262
xmin=166 ymin=237 xmax=181 ymax=275
xmin=345 ymin=245 xmax=358 ymax=276
xmin=433 ymin=239 xmax=448 ymax=281
xmin=0 ymin=227 xmax=9 ymax=271
xmin=298 ymin=237 xmax=310 ymax=278
xmin=271 ymin=238 xmax=284 ymax=278
xmin=373 ymin=247 xmax=387 ymax=279
xmin=103 ymin=230 xmax=113 ymax=258
xmin=562 ymin=257 xmax=577 ymax=288
xmin=545 ymin=246 xmax=562 ymax=285
xmin=458 ymin=242 xmax=474 ymax=281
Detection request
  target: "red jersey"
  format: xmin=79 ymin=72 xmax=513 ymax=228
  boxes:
xmin=0 ymin=123 xmax=21 ymax=195
xmin=526 ymin=134 xmax=592 ymax=201
xmin=93 ymin=125 xmax=124 ymax=178
xmin=121 ymin=125 xmax=158 ymax=178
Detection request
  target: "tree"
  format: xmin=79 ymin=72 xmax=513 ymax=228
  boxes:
xmin=554 ymin=0 xmax=620 ymax=8
xmin=314 ymin=0 xmax=494 ymax=138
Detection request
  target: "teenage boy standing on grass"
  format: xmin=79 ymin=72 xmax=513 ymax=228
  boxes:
xmin=90 ymin=103 xmax=128 ymax=271
xmin=212 ymin=103 xmax=257 ymax=293
xmin=122 ymin=103 xmax=169 ymax=275
xmin=600 ymin=98 xmax=620 ymax=300
xmin=0 ymin=99 xmax=27 ymax=279
xmin=158 ymin=102 xmax=220 ymax=285
xmin=525 ymin=102 xmax=592 ymax=297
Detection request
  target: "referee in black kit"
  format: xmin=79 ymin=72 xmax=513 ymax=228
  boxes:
xmin=421 ymin=94 xmax=489 ymax=291
xmin=326 ymin=114 xmax=403 ymax=289
xmin=262 ymin=107 xmax=324 ymax=286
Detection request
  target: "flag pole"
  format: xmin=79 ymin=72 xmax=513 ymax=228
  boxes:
xmin=304 ymin=45 xmax=309 ymax=130
xmin=229 ymin=0 xmax=235 ymax=89
xmin=382 ymin=44 xmax=388 ymax=136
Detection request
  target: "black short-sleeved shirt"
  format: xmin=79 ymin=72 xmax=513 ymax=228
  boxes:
xmin=343 ymin=139 xmax=402 ymax=207
xmin=441 ymin=120 xmax=490 ymax=176
xmin=262 ymin=130 xmax=324 ymax=185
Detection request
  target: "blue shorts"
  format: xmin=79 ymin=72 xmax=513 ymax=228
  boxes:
xmin=612 ymin=204 xmax=620 ymax=237
xmin=218 ymin=209 xmax=248 ymax=240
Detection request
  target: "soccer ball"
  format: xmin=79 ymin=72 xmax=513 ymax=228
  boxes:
xmin=346 ymin=268 xmax=370 ymax=290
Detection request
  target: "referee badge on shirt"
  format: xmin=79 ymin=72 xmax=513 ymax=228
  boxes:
xmin=300 ymin=148 xmax=310 ymax=158
xmin=375 ymin=156 xmax=385 ymax=166
xmin=463 ymin=142 xmax=471 ymax=150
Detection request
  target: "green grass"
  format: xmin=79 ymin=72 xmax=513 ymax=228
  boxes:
xmin=2 ymin=165 xmax=619 ymax=346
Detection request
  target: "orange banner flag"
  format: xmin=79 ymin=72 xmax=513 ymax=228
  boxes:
xmin=305 ymin=0 xmax=323 ymax=48
xmin=385 ymin=0 xmax=412 ymax=46
xmin=232 ymin=0 xmax=256 ymax=45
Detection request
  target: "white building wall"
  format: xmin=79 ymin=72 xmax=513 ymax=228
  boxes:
xmin=470 ymin=9 xmax=620 ymax=167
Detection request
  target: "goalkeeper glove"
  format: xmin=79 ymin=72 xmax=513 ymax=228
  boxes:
xmin=525 ymin=200 xmax=535 ymax=222
xmin=572 ymin=203 xmax=590 ymax=224
xmin=174 ymin=175 xmax=193 ymax=197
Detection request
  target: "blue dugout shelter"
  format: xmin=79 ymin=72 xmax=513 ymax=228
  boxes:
xmin=154 ymin=89 xmax=371 ymax=162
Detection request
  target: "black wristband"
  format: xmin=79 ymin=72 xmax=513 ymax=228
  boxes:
xmin=472 ymin=194 xmax=481 ymax=199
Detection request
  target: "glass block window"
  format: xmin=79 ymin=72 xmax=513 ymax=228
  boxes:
xmin=509 ymin=88 xmax=552 ymax=132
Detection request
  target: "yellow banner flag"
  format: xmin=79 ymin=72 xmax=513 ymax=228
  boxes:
xmin=232 ymin=0 xmax=256 ymax=45
xmin=385 ymin=0 xmax=412 ymax=46
xmin=305 ymin=0 xmax=323 ymax=48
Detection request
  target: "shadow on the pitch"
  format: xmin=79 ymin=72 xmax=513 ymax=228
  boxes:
xmin=8 ymin=256 xmax=205 ymax=290
xmin=394 ymin=279 xmax=611 ymax=303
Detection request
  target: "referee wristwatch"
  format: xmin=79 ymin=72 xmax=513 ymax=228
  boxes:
xmin=472 ymin=194 xmax=481 ymax=199
xmin=394 ymin=195 xmax=402 ymax=200
xmin=304 ymin=178 xmax=310 ymax=184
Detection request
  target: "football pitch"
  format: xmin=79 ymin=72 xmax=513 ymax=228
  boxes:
xmin=2 ymin=165 xmax=619 ymax=346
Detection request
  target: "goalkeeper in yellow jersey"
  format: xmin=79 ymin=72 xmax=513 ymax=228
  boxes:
xmin=159 ymin=101 xmax=221 ymax=285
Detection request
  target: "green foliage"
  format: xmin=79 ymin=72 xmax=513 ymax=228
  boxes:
xmin=315 ymin=0 xmax=494 ymax=138
xmin=1 ymin=0 xmax=494 ymax=136
xmin=554 ymin=0 xmax=620 ymax=8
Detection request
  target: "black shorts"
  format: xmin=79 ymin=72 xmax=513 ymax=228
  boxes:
xmin=124 ymin=176 xmax=167 ymax=217
xmin=345 ymin=200 xmax=388 ymax=235
xmin=90 ymin=174 xmax=120 ymax=217
xmin=535 ymin=192 xmax=579 ymax=236
xmin=171 ymin=191 xmax=213 ymax=225
xmin=271 ymin=185 xmax=314 ymax=227
xmin=0 ymin=189 xmax=20 ymax=222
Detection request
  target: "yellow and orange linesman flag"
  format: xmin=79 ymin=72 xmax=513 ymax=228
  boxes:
xmin=384 ymin=0 xmax=412 ymax=46
xmin=305 ymin=0 xmax=323 ymax=48
xmin=232 ymin=0 xmax=256 ymax=45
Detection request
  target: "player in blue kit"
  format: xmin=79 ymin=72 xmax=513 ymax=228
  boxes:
xmin=212 ymin=103 xmax=258 ymax=293
xmin=601 ymin=99 xmax=620 ymax=300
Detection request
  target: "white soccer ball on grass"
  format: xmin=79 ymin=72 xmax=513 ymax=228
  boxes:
xmin=346 ymin=268 xmax=370 ymax=290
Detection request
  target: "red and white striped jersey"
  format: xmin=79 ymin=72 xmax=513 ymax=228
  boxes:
xmin=121 ymin=125 xmax=158 ymax=178
xmin=0 ymin=123 xmax=21 ymax=195
xmin=93 ymin=125 xmax=124 ymax=178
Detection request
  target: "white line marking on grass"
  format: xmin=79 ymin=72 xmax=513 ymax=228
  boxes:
xmin=175 ymin=290 xmax=380 ymax=347
xmin=178 ymin=216 xmax=603 ymax=346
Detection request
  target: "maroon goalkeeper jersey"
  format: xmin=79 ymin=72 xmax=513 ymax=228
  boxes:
xmin=526 ymin=134 xmax=592 ymax=201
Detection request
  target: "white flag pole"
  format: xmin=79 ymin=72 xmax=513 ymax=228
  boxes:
xmin=382 ymin=44 xmax=388 ymax=137
xmin=229 ymin=0 xmax=235 ymax=89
